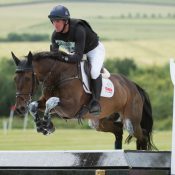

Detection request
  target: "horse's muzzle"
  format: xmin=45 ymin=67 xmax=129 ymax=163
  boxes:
xmin=15 ymin=105 xmax=28 ymax=115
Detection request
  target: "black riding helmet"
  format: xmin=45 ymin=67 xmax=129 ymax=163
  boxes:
xmin=48 ymin=5 xmax=70 ymax=33
xmin=48 ymin=5 xmax=70 ymax=21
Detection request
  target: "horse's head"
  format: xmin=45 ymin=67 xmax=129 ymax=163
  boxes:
xmin=12 ymin=51 xmax=37 ymax=115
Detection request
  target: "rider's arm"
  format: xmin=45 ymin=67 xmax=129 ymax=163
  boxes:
xmin=50 ymin=31 xmax=59 ymax=52
xmin=59 ymin=25 xmax=86 ymax=63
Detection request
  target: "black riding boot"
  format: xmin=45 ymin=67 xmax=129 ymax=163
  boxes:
xmin=89 ymin=75 xmax=102 ymax=116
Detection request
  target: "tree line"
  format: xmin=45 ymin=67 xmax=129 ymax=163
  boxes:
xmin=0 ymin=33 xmax=49 ymax=42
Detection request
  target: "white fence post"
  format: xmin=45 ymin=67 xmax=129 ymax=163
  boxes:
xmin=170 ymin=58 xmax=175 ymax=175
xmin=8 ymin=105 xmax=15 ymax=130
xmin=23 ymin=112 xmax=28 ymax=131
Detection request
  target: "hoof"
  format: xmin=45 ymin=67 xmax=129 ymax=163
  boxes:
xmin=42 ymin=121 xmax=56 ymax=135
xmin=36 ymin=127 xmax=44 ymax=133
xmin=35 ymin=120 xmax=55 ymax=135
xmin=36 ymin=121 xmax=44 ymax=133
xmin=42 ymin=127 xmax=56 ymax=135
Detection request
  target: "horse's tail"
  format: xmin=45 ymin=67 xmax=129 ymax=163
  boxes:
xmin=134 ymin=83 xmax=157 ymax=150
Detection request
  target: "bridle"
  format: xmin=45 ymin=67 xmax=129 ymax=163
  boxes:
xmin=15 ymin=67 xmax=38 ymax=105
xmin=15 ymin=59 xmax=80 ymax=107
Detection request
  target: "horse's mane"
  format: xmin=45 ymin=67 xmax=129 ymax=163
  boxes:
xmin=15 ymin=51 xmax=66 ymax=71
xmin=32 ymin=51 xmax=66 ymax=62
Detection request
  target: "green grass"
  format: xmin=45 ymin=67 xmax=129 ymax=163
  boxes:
xmin=0 ymin=129 xmax=171 ymax=150
xmin=0 ymin=1 xmax=175 ymax=67
xmin=1 ymin=0 xmax=175 ymax=5
xmin=0 ymin=0 xmax=44 ymax=4
xmin=0 ymin=1 xmax=174 ymax=151
xmin=91 ymin=18 xmax=175 ymax=41
xmin=0 ymin=2 xmax=175 ymax=38
xmin=2 ymin=39 xmax=175 ymax=66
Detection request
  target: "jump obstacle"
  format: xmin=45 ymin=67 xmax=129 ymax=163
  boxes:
xmin=0 ymin=150 xmax=171 ymax=175
xmin=170 ymin=58 xmax=175 ymax=175
xmin=0 ymin=59 xmax=174 ymax=175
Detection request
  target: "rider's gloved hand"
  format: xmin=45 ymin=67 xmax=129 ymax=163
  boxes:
xmin=50 ymin=45 xmax=69 ymax=62
xmin=50 ymin=44 xmax=58 ymax=52
xmin=57 ymin=52 xmax=69 ymax=62
xmin=51 ymin=49 xmax=77 ymax=63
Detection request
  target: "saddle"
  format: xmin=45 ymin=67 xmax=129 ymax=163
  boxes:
xmin=77 ymin=57 xmax=114 ymax=98
xmin=73 ymin=57 xmax=115 ymax=121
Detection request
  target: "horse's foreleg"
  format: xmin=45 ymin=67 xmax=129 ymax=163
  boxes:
xmin=28 ymin=101 xmax=45 ymax=133
xmin=42 ymin=97 xmax=60 ymax=135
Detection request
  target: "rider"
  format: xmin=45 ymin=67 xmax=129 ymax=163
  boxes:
xmin=48 ymin=5 xmax=105 ymax=116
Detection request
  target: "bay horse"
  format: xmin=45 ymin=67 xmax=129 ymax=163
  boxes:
xmin=12 ymin=51 xmax=157 ymax=150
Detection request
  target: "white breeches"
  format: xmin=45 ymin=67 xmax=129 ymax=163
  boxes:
xmin=86 ymin=42 xmax=105 ymax=79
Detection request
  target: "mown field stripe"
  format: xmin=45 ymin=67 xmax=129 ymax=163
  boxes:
xmin=0 ymin=129 xmax=172 ymax=150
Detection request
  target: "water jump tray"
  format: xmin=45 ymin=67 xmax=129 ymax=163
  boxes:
xmin=0 ymin=150 xmax=171 ymax=175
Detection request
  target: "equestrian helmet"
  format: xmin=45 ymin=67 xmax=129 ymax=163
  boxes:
xmin=48 ymin=5 xmax=70 ymax=21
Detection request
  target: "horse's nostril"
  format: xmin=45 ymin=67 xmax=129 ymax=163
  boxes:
xmin=15 ymin=106 xmax=27 ymax=115
xmin=20 ymin=106 xmax=26 ymax=112
xmin=16 ymin=108 xmax=21 ymax=114
xmin=15 ymin=108 xmax=24 ymax=116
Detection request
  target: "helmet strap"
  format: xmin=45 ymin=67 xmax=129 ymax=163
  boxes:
xmin=60 ymin=20 xmax=69 ymax=33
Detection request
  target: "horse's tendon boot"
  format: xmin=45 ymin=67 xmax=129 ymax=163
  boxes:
xmin=124 ymin=119 xmax=134 ymax=135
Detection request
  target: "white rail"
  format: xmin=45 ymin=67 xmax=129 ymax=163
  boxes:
xmin=170 ymin=58 xmax=175 ymax=175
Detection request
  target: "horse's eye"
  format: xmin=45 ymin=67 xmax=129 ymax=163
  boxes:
xmin=25 ymin=77 xmax=31 ymax=81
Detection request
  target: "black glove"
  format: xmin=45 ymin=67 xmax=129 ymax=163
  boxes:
xmin=57 ymin=51 xmax=69 ymax=62
xmin=56 ymin=51 xmax=77 ymax=63
xmin=50 ymin=44 xmax=58 ymax=52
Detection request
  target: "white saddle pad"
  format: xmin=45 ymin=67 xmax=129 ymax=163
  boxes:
xmin=80 ymin=62 xmax=114 ymax=98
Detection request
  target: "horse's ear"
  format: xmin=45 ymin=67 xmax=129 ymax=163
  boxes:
xmin=11 ymin=52 xmax=20 ymax=66
xmin=27 ymin=51 xmax=33 ymax=65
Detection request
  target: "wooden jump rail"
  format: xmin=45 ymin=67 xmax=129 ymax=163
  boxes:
xmin=0 ymin=150 xmax=171 ymax=175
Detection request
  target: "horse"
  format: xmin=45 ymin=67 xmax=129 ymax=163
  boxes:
xmin=12 ymin=51 xmax=157 ymax=150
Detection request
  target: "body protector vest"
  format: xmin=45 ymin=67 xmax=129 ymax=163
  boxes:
xmin=51 ymin=18 xmax=99 ymax=55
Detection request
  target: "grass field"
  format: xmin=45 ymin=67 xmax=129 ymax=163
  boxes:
xmin=1 ymin=0 xmax=175 ymax=5
xmin=0 ymin=0 xmax=174 ymax=151
xmin=1 ymin=1 xmax=175 ymax=66
xmin=0 ymin=129 xmax=171 ymax=150
xmin=1 ymin=39 xmax=175 ymax=66
xmin=0 ymin=2 xmax=175 ymax=38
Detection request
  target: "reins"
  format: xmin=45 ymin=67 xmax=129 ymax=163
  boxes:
xmin=16 ymin=59 xmax=80 ymax=105
xmin=41 ymin=60 xmax=80 ymax=92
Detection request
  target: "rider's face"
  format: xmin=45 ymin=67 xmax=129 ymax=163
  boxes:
xmin=52 ymin=19 xmax=65 ymax=32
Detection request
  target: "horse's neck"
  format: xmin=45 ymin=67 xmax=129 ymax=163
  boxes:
xmin=59 ymin=63 xmax=78 ymax=79
xmin=34 ymin=59 xmax=78 ymax=83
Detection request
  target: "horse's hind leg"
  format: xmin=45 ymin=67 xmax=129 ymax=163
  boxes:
xmin=136 ymin=128 xmax=149 ymax=150
xmin=95 ymin=113 xmax=123 ymax=149
xmin=126 ymin=119 xmax=148 ymax=150
xmin=113 ymin=122 xmax=123 ymax=149
xmin=130 ymin=107 xmax=149 ymax=149
xmin=123 ymin=94 xmax=148 ymax=150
